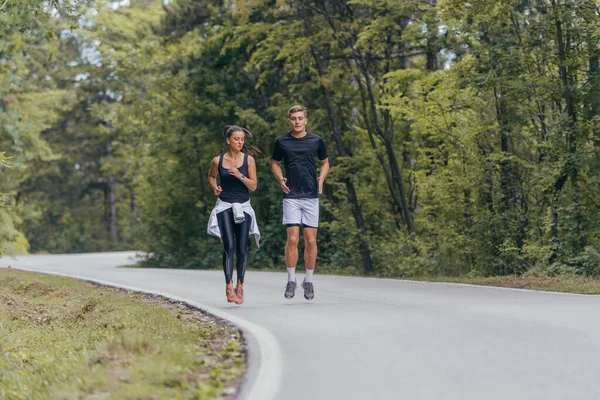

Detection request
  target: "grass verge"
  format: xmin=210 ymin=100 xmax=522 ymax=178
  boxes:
xmin=0 ymin=268 xmax=245 ymax=400
xmin=251 ymin=267 xmax=600 ymax=295
xmin=411 ymin=274 xmax=600 ymax=295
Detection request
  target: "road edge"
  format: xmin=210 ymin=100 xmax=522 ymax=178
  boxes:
xmin=10 ymin=267 xmax=282 ymax=400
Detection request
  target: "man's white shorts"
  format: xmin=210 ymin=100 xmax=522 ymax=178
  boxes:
xmin=282 ymin=198 xmax=319 ymax=228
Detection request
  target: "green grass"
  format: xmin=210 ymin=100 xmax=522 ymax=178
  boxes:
xmin=252 ymin=265 xmax=600 ymax=295
xmin=0 ymin=269 xmax=245 ymax=400
xmin=411 ymin=274 xmax=600 ymax=295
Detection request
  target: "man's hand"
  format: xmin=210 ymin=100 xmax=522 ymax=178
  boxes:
xmin=213 ymin=185 xmax=223 ymax=196
xmin=280 ymin=178 xmax=290 ymax=194
xmin=317 ymin=177 xmax=324 ymax=195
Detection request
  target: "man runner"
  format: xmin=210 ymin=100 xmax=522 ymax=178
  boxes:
xmin=271 ymin=105 xmax=330 ymax=300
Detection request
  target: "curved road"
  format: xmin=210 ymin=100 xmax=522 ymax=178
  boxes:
xmin=4 ymin=252 xmax=600 ymax=400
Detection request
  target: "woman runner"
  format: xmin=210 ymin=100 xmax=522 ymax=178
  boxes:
xmin=207 ymin=125 xmax=261 ymax=304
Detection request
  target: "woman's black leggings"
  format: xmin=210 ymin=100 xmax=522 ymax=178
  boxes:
xmin=216 ymin=208 xmax=251 ymax=284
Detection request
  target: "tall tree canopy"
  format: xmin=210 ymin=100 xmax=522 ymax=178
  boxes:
xmin=3 ymin=0 xmax=600 ymax=277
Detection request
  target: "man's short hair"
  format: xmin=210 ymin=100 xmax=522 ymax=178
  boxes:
xmin=288 ymin=105 xmax=307 ymax=117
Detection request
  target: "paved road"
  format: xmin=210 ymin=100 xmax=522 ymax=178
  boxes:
xmin=4 ymin=252 xmax=600 ymax=400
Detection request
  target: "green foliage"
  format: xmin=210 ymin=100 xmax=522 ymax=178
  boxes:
xmin=548 ymin=246 xmax=600 ymax=276
xmin=0 ymin=0 xmax=96 ymax=257
xmin=4 ymin=0 xmax=600 ymax=277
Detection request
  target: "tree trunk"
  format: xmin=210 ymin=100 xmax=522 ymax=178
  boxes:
xmin=383 ymin=135 xmax=414 ymax=232
xmin=129 ymin=185 xmax=136 ymax=235
xmin=591 ymin=54 xmax=600 ymax=117
xmin=589 ymin=33 xmax=599 ymax=144
xmin=493 ymin=84 xmax=527 ymax=267
xmin=551 ymin=0 xmax=586 ymax=251
xmin=320 ymin=0 xmax=416 ymax=232
xmin=301 ymin=1 xmax=374 ymax=274
xmin=358 ymin=60 xmax=414 ymax=232
xmin=425 ymin=0 xmax=439 ymax=71
xmin=106 ymin=143 xmax=117 ymax=243
xmin=352 ymin=73 xmax=404 ymax=229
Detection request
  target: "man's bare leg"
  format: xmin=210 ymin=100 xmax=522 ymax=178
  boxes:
xmin=284 ymin=226 xmax=301 ymax=298
xmin=303 ymin=227 xmax=318 ymax=275
xmin=286 ymin=226 xmax=300 ymax=271
xmin=301 ymin=227 xmax=317 ymax=300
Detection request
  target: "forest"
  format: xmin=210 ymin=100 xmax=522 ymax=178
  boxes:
xmin=1 ymin=0 xmax=599 ymax=278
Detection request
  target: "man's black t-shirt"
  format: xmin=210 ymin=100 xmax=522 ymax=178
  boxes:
xmin=271 ymin=131 xmax=328 ymax=199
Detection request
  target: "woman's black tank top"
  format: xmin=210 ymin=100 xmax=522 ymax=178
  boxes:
xmin=218 ymin=153 xmax=250 ymax=203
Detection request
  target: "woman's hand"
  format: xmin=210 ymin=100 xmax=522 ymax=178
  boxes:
xmin=228 ymin=167 xmax=242 ymax=179
xmin=213 ymin=185 xmax=223 ymax=196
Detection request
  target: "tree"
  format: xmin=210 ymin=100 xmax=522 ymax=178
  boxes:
xmin=0 ymin=0 xmax=93 ymax=256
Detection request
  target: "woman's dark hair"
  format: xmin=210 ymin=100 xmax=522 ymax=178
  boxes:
xmin=222 ymin=125 xmax=261 ymax=156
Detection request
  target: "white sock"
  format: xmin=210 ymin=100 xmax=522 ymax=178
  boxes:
xmin=287 ymin=268 xmax=296 ymax=282
xmin=305 ymin=268 xmax=314 ymax=283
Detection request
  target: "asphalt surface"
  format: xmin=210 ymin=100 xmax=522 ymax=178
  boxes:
xmin=4 ymin=252 xmax=600 ymax=400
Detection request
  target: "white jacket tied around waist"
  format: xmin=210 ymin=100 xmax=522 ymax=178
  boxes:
xmin=207 ymin=198 xmax=261 ymax=247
